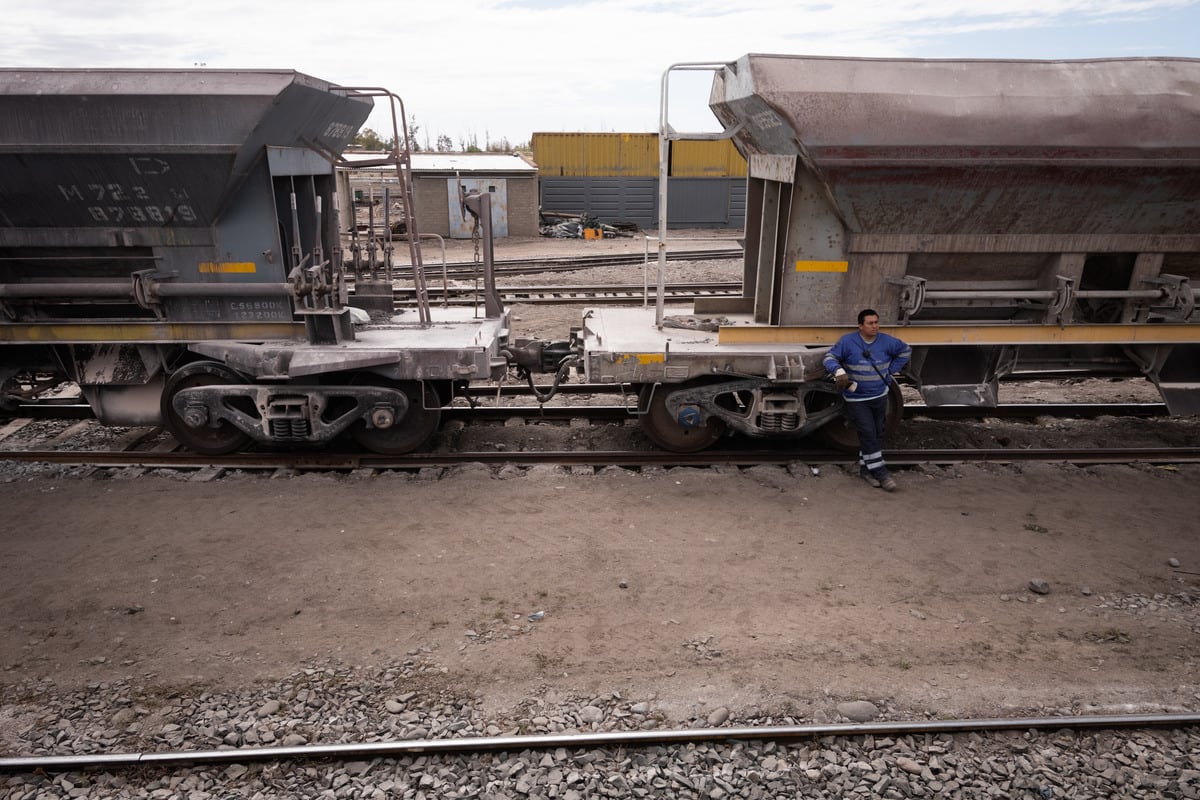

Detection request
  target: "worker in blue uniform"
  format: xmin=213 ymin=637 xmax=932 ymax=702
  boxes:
xmin=822 ymin=309 xmax=911 ymax=491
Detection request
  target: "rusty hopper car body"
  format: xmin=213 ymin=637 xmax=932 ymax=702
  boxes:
xmin=0 ymin=69 xmax=509 ymax=454
xmin=580 ymin=55 xmax=1200 ymax=451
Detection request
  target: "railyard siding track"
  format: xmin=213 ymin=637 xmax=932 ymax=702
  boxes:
xmin=1 ymin=395 xmax=1192 ymax=476
xmin=396 ymin=282 xmax=741 ymax=306
xmin=353 ymin=248 xmax=744 ymax=280
xmin=2 ymin=446 xmax=1199 ymax=472
xmin=2 ymin=713 xmax=1197 ymax=773
xmin=0 ymin=399 xmax=1173 ymax=421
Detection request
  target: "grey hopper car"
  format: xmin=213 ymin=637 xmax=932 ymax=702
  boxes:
xmin=0 ymin=69 xmax=510 ymax=453
xmin=579 ymin=55 xmax=1200 ymax=451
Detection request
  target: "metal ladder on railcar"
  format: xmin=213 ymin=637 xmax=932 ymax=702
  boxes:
xmin=338 ymin=86 xmax=432 ymax=326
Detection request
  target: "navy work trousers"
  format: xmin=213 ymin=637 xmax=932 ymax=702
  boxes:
xmin=843 ymin=393 xmax=890 ymax=478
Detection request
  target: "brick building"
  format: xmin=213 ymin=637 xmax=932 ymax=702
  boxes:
xmin=341 ymin=152 xmax=539 ymax=238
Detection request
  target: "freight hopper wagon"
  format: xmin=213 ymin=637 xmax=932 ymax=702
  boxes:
xmin=0 ymin=70 xmax=509 ymax=454
xmin=581 ymin=55 xmax=1200 ymax=451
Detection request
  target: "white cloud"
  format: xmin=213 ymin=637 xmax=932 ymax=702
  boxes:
xmin=3 ymin=0 xmax=1196 ymax=146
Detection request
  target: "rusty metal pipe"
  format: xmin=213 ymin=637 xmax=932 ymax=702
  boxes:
xmin=0 ymin=283 xmax=135 ymax=298
xmin=0 ymin=282 xmax=292 ymax=299
xmin=152 ymin=283 xmax=292 ymax=297
xmin=1074 ymin=289 xmax=1168 ymax=299
xmin=925 ymin=289 xmax=1168 ymax=301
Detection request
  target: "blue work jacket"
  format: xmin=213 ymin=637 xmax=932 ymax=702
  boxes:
xmin=822 ymin=331 xmax=912 ymax=401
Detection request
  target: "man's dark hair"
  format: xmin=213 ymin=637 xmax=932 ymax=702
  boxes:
xmin=857 ymin=308 xmax=879 ymax=325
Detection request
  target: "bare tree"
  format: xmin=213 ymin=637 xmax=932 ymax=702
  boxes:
xmin=406 ymin=118 xmax=421 ymax=152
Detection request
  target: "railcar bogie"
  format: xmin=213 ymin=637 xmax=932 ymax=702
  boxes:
xmin=160 ymin=361 xmax=255 ymax=455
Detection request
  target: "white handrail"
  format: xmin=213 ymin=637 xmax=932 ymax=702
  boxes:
xmin=655 ymin=62 xmax=742 ymax=328
xmin=641 ymin=234 xmax=743 ymax=307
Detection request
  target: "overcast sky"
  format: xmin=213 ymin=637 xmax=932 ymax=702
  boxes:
xmin=6 ymin=0 xmax=1199 ymax=148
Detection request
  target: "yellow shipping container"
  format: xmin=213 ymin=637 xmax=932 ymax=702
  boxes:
xmin=531 ymin=133 xmax=659 ymax=177
xmin=532 ymin=133 xmax=746 ymax=178
xmin=669 ymin=140 xmax=747 ymax=178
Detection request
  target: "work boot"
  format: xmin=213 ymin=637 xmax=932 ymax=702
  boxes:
xmin=860 ymin=470 xmax=881 ymax=488
xmin=880 ymin=476 xmax=898 ymax=492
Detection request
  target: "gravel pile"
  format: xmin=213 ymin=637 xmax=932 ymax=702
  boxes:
xmin=4 ymin=659 xmax=1198 ymax=798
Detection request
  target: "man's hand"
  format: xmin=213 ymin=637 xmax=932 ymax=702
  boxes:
xmin=833 ymin=369 xmax=851 ymax=390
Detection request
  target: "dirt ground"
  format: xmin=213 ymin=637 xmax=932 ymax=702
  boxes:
xmin=2 ymin=458 xmax=1198 ymax=724
xmin=1 ymin=231 xmax=1198 ymax=726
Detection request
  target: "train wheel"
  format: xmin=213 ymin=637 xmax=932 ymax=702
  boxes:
xmin=638 ymin=381 xmax=727 ymax=453
xmin=814 ymin=382 xmax=904 ymax=452
xmin=350 ymin=379 xmax=441 ymax=455
xmin=161 ymin=362 xmax=253 ymax=455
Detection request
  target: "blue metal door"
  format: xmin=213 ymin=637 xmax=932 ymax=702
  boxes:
xmin=448 ymin=178 xmax=509 ymax=238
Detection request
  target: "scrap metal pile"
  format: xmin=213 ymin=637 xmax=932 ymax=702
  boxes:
xmin=538 ymin=211 xmax=635 ymax=239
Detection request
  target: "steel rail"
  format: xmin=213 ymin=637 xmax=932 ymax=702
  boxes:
xmin=395 ymin=280 xmax=740 ymax=294
xmin=2 ymin=446 xmax=1198 ymax=471
xmin=397 ymin=289 xmax=738 ymax=308
xmin=1 ymin=397 xmax=1171 ymax=422
xmin=450 ymin=402 xmax=1169 ymax=423
xmin=449 ymin=402 xmax=1168 ymax=423
xmin=392 ymin=281 xmax=741 ymax=307
xmin=1 ymin=712 xmax=1196 ymax=773
xmin=349 ymin=248 xmax=743 ymax=281
xmin=482 ymin=281 xmax=739 ymax=294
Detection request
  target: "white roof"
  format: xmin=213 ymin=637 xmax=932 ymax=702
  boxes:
xmin=342 ymin=151 xmax=536 ymax=174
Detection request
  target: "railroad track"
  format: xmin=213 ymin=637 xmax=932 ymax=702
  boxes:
xmin=396 ymin=281 xmax=741 ymax=306
xmin=348 ymin=247 xmax=743 ymax=282
xmin=2 ymin=711 xmax=1197 ymax=774
xmin=0 ymin=385 xmax=1172 ymax=422
xmin=2 ymin=441 xmax=1198 ymax=474
xmin=0 ymin=401 xmax=1172 ymax=425
xmin=1 ymin=394 xmax=1189 ymax=475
